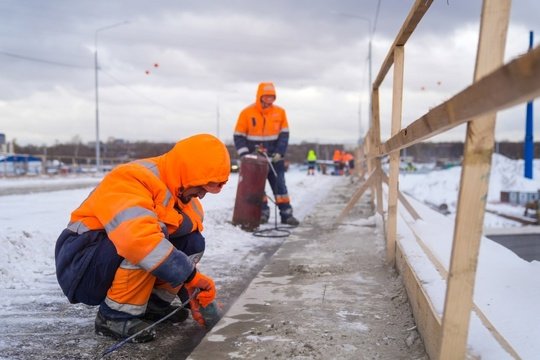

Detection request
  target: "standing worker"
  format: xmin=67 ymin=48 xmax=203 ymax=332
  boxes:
xmin=233 ymin=82 xmax=299 ymax=226
xmin=332 ymin=149 xmax=343 ymax=175
xmin=306 ymin=149 xmax=317 ymax=176
xmin=55 ymin=134 xmax=230 ymax=343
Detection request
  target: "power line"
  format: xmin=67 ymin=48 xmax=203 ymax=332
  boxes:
xmin=0 ymin=48 xmax=180 ymax=115
xmin=0 ymin=50 xmax=90 ymax=69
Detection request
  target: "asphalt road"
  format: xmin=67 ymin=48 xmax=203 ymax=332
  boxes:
xmin=486 ymin=233 xmax=540 ymax=262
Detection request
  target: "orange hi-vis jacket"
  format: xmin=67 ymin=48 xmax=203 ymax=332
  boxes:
xmin=333 ymin=149 xmax=343 ymax=162
xmin=234 ymin=82 xmax=289 ymax=157
xmin=66 ymin=134 xmax=230 ymax=287
xmin=343 ymin=152 xmax=354 ymax=163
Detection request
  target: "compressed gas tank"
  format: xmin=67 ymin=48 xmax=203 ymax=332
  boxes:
xmin=232 ymin=154 xmax=268 ymax=231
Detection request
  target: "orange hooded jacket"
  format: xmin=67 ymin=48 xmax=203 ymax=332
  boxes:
xmin=66 ymin=134 xmax=230 ymax=287
xmin=333 ymin=149 xmax=343 ymax=162
xmin=233 ymin=82 xmax=289 ymax=157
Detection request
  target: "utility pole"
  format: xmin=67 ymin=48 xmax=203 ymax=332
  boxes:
xmin=524 ymin=30 xmax=534 ymax=179
xmin=94 ymin=21 xmax=129 ymax=172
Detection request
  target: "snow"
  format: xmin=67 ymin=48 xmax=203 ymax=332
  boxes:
xmin=1 ymin=155 xmax=539 ymax=359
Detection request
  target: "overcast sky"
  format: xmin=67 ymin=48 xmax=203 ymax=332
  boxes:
xmin=1 ymin=0 xmax=539 ymax=147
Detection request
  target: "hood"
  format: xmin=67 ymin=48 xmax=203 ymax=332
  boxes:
xmin=158 ymin=134 xmax=230 ymax=197
xmin=255 ymin=82 xmax=276 ymax=113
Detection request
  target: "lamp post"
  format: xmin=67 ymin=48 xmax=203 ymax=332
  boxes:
xmin=94 ymin=21 xmax=129 ymax=172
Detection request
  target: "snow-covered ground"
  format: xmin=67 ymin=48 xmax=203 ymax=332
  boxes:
xmin=397 ymin=153 xmax=540 ymax=359
xmin=0 ymin=166 xmax=339 ymax=291
xmin=400 ymin=153 xmax=540 ymax=228
xmin=0 ymin=154 xmax=538 ymax=358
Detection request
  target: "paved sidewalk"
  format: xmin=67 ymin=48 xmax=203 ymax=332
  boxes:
xmin=189 ymin=179 xmax=427 ymax=359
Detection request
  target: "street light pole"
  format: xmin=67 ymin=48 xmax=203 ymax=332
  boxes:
xmin=94 ymin=21 xmax=129 ymax=172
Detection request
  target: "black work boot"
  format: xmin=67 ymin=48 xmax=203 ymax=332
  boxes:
xmin=281 ymin=215 xmax=300 ymax=226
xmin=95 ymin=311 xmax=156 ymax=343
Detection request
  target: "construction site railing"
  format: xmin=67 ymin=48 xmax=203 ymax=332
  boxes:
xmin=339 ymin=0 xmax=539 ymax=359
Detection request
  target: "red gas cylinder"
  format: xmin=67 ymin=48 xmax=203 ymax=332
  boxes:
xmin=232 ymin=154 xmax=269 ymax=231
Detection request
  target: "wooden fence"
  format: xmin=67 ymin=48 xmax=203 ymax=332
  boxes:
xmin=339 ymin=0 xmax=539 ymax=358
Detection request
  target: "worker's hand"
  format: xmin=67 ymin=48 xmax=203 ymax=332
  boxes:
xmin=189 ymin=298 xmax=206 ymax=327
xmin=272 ymin=153 xmax=282 ymax=163
xmin=255 ymin=145 xmax=267 ymax=155
xmin=184 ymin=271 xmax=216 ymax=307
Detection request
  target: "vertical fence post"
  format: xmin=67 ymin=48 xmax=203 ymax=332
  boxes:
xmin=387 ymin=45 xmax=405 ymax=265
xmin=438 ymin=1 xmax=510 ymax=359
xmin=371 ymin=88 xmax=384 ymax=216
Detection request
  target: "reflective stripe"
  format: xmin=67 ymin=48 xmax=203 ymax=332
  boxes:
xmin=163 ymin=189 xmax=172 ymax=207
xmin=104 ymin=297 xmax=146 ymax=316
xmin=134 ymin=160 xmax=159 ymax=177
xmin=191 ymin=201 xmax=204 ymax=223
xmin=159 ymin=221 xmax=169 ymax=238
xmin=151 ymin=288 xmax=177 ymax=303
xmin=139 ymin=238 xmax=173 ymax=270
xmin=234 ymin=131 xmax=247 ymax=136
xmin=189 ymin=251 xmax=204 ymax=265
xmin=246 ymin=134 xmax=279 ymax=142
xmin=119 ymin=259 xmax=141 ymax=270
xmin=104 ymin=206 xmax=156 ymax=234
xmin=66 ymin=221 xmax=89 ymax=234
xmin=237 ymin=147 xmax=249 ymax=155
xmin=276 ymin=194 xmax=290 ymax=204
xmin=134 ymin=160 xmax=173 ymax=207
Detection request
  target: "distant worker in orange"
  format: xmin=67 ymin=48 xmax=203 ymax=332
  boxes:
xmin=55 ymin=134 xmax=230 ymax=343
xmin=342 ymin=152 xmax=354 ymax=176
xmin=332 ymin=149 xmax=344 ymax=175
xmin=233 ymin=82 xmax=299 ymax=226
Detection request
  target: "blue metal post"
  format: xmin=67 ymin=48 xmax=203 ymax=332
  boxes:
xmin=524 ymin=31 xmax=534 ymax=179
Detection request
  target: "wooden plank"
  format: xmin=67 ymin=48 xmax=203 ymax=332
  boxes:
xmin=439 ymin=1 xmax=511 ymax=359
xmin=376 ymin=43 xmax=540 ymax=157
xmin=395 ymin=241 xmax=442 ymax=359
xmin=371 ymin=88 xmax=384 ymax=216
xmin=373 ymin=0 xmax=433 ymax=89
xmin=336 ymin=169 xmax=375 ymax=224
xmin=381 ymin=171 xmax=421 ymax=221
xmin=387 ymin=45 xmax=405 ymax=265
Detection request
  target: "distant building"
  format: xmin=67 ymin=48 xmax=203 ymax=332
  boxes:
xmin=0 ymin=133 xmax=6 ymax=153
xmin=0 ymin=154 xmax=42 ymax=176
xmin=500 ymin=190 xmax=540 ymax=206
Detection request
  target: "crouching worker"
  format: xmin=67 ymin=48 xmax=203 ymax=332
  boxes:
xmin=55 ymin=134 xmax=230 ymax=343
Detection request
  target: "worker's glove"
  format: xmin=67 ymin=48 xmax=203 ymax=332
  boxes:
xmin=184 ymin=270 xmax=216 ymax=307
xmin=271 ymin=153 xmax=282 ymax=163
xmin=189 ymin=297 xmax=206 ymax=327
xmin=255 ymin=144 xmax=267 ymax=154
xmin=188 ymin=299 xmax=223 ymax=328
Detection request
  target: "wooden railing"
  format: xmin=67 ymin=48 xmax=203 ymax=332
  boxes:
xmin=339 ymin=0 xmax=539 ymax=359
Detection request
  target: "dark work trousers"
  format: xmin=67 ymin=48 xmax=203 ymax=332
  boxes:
xmin=261 ymin=159 xmax=293 ymax=221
